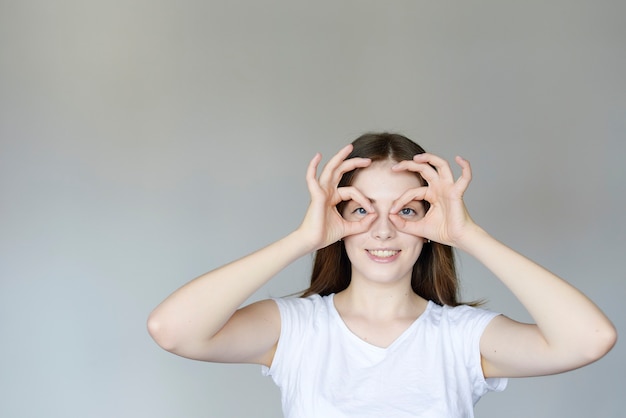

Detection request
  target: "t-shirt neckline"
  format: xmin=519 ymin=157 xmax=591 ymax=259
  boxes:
xmin=327 ymin=293 xmax=433 ymax=352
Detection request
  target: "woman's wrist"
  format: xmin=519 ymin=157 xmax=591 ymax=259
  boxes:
xmin=285 ymin=228 xmax=322 ymax=256
xmin=452 ymin=222 xmax=491 ymax=254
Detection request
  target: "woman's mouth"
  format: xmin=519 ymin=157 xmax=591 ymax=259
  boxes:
xmin=366 ymin=249 xmax=401 ymax=262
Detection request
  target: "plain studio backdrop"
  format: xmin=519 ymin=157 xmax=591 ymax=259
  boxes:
xmin=0 ymin=1 xmax=624 ymax=417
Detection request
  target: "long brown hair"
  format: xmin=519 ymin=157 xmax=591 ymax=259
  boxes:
xmin=301 ymin=132 xmax=464 ymax=306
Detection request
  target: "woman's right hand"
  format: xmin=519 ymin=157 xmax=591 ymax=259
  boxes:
xmin=297 ymin=144 xmax=378 ymax=251
xmin=148 ymin=144 xmax=377 ymax=366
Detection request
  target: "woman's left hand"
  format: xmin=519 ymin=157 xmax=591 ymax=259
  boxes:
xmin=389 ymin=153 xmax=476 ymax=247
xmin=392 ymin=154 xmax=617 ymax=380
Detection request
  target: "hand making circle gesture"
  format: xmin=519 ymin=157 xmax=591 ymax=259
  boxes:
xmin=389 ymin=153 xmax=477 ymax=248
xmin=298 ymin=144 xmax=378 ymax=251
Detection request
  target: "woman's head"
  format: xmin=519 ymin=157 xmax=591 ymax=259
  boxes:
xmin=302 ymin=132 xmax=461 ymax=306
xmin=335 ymin=132 xmax=429 ymax=215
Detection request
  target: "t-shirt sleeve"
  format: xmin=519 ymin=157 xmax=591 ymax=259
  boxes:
xmin=261 ymin=296 xmax=315 ymax=390
xmin=448 ymin=305 xmax=508 ymax=398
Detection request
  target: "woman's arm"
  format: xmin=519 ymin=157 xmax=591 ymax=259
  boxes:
xmin=147 ymin=145 xmax=377 ymax=366
xmin=390 ymin=153 xmax=617 ymax=378
xmin=147 ymin=231 xmax=312 ymax=365
xmin=461 ymin=226 xmax=616 ymax=378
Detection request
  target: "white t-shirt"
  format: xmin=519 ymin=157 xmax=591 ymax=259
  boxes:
xmin=262 ymin=293 xmax=507 ymax=418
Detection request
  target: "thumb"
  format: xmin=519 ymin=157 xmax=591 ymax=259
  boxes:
xmin=389 ymin=214 xmax=426 ymax=238
xmin=342 ymin=213 xmax=378 ymax=237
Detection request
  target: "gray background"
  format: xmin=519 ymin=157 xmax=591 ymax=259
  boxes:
xmin=1 ymin=1 xmax=624 ymax=417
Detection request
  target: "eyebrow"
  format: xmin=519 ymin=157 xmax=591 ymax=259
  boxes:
xmin=352 ymin=195 xmax=422 ymax=206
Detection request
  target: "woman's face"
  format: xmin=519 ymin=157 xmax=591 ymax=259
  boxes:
xmin=341 ymin=159 xmax=426 ymax=287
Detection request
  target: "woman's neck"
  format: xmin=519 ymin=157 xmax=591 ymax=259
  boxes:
xmin=334 ymin=281 xmax=427 ymax=322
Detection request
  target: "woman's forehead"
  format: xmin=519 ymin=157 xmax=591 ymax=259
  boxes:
xmin=351 ymin=160 xmax=422 ymax=197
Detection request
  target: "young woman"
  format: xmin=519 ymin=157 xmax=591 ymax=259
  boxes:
xmin=148 ymin=133 xmax=616 ymax=417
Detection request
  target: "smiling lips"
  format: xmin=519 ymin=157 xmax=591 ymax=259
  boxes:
xmin=366 ymin=249 xmax=401 ymax=262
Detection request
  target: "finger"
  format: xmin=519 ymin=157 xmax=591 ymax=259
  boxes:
xmin=306 ymin=152 xmax=322 ymax=182
xmin=391 ymin=160 xmax=438 ymax=184
xmin=343 ymin=213 xmax=378 ymax=237
xmin=324 ymin=156 xmax=372 ymax=189
xmin=305 ymin=152 xmax=324 ymax=196
xmin=389 ymin=186 xmax=428 ymax=214
xmin=337 ymin=186 xmax=374 ymax=212
xmin=318 ymin=144 xmax=354 ymax=186
xmin=454 ymin=156 xmax=472 ymax=192
xmin=389 ymin=214 xmax=426 ymax=237
xmin=411 ymin=153 xmax=455 ymax=183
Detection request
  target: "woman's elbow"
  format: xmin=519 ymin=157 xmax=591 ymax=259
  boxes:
xmin=147 ymin=310 xmax=179 ymax=353
xmin=581 ymin=321 xmax=618 ymax=364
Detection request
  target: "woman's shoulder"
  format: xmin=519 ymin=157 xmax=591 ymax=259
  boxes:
xmin=425 ymin=302 xmax=501 ymax=327
xmin=272 ymin=293 xmax=334 ymax=319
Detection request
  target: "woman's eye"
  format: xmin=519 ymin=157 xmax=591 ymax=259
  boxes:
xmin=399 ymin=208 xmax=417 ymax=216
xmin=353 ymin=207 xmax=367 ymax=215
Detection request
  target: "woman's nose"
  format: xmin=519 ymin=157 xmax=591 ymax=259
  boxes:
xmin=371 ymin=212 xmax=395 ymax=240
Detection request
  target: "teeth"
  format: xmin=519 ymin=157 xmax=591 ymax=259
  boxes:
xmin=368 ymin=250 xmax=399 ymax=258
